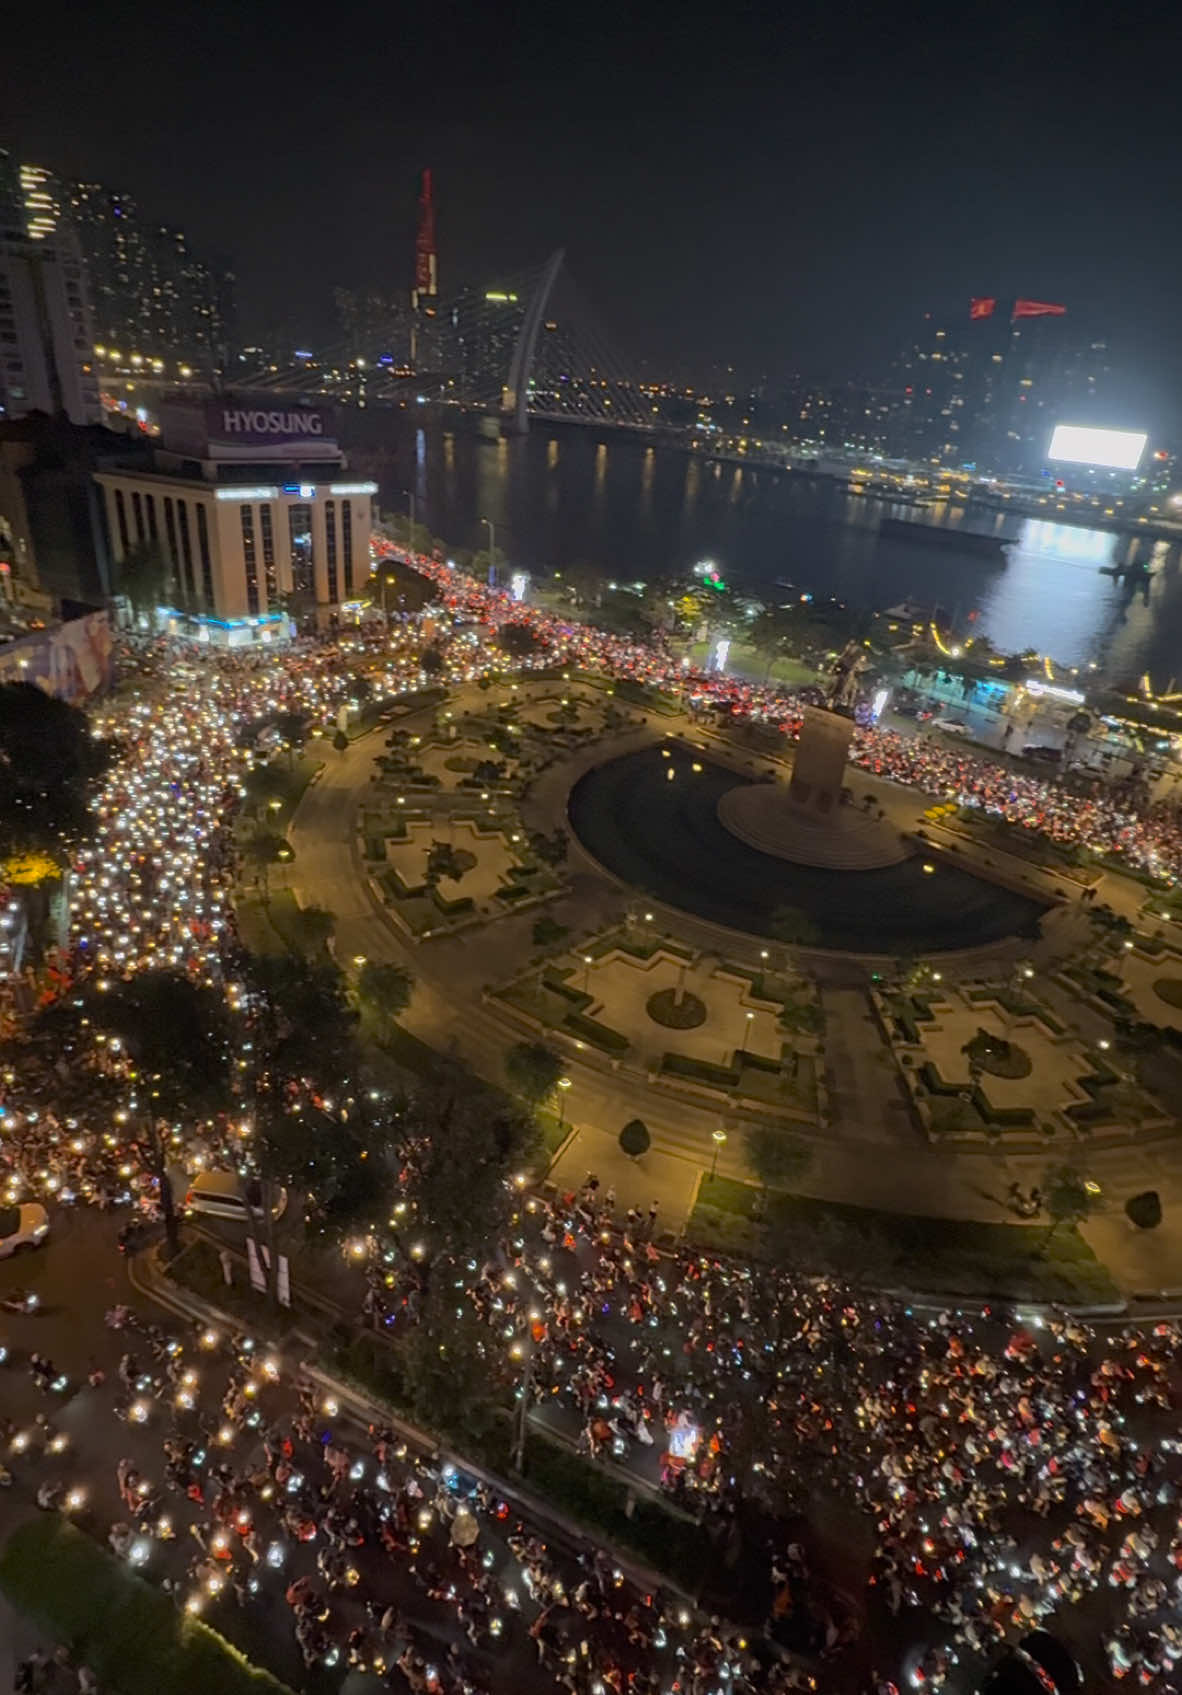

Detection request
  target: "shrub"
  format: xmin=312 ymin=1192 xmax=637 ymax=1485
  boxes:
xmin=618 ymin=1118 xmax=651 ymax=1158
xmin=1125 ymin=1190 xmax=1163 ymax=1231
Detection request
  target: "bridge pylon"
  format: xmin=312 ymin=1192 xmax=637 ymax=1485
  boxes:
xmin=500 ymin=249 xmax=564 ymax=435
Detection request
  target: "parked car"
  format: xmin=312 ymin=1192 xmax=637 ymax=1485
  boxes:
xmin=0 ymin=1203 xmax=50 ymax=1258
xmin=183 ymin=1172 xmax=287 ymax=1225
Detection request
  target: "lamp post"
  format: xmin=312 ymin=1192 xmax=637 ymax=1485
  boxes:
xmin=740 ymin=1010 xmax=754 ymax=1059
xmin=481 ymin=516 xmax=496 ymax=586
xmin=710 ymin=1128 xmax=727 ymax=1180
xmin=582 ymin=954 xmax=593 ymax=993
xmin=557 ymin=1075 xmax=572 ymax=1133
xmin=511 ymin=1312 xmax=542 ymax=1472
xmin=400 ymin=488 xmax=417 ymax=543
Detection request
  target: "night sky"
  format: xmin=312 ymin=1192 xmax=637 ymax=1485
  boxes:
xmin=8 ymin=0 xmax=1182 ymax=417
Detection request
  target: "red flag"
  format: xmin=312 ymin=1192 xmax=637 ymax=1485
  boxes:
xmin=1012 ymin=299 xmax=1066 ymax=319
xmin=969 ymin=297 xmax=996 ymax=320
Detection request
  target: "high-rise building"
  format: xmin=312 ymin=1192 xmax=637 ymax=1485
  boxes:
xmin=410 ymin=169 xmax=440 ymax=370
xmin=12 ymin=162 xmax=233 ymax=375
xmin=887 ymin=298 xmax=1101 ymax=473
xmin=18 ymin=163 xmax=61 ymax=242
xmin=64 ymin=181 xmax=233 ymax=373
xmin=411 ymin=168 xmax=438 ymax=311
xmin=0 ymin=150 xmax=101 ymax=427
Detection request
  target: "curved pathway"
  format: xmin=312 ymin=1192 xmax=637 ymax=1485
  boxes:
xmin=283 ymin=697 xmax=1182 ymax=1288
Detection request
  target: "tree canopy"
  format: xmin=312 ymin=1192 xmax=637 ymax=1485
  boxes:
xmin=88 ymin=968 xmax=236 ymax=1124
xmin=503 ymin=1040 xmax=563 ymax=1105
xmin=356 ymin=960 xmax=414 ymax=1023
xmin=745 ymin=1123 xmax=813 ymax=1192
xmin=619 ymin=1118 xmax=651 ymax=1158
xmin=0 ymin=683 xmax=114 ymax=862
xmin=1042 ymin=1163 xmax=1101 ymax=1240
xmin=498 ymin=622 xmax=544 ymax=660
xmin=113 ymin=540 xmax=170 ymax=621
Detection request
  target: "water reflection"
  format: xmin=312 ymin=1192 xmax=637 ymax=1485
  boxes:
xmin=348 ymin=414 xmax=1181 ymax=684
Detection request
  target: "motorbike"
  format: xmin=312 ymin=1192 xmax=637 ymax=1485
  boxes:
xmin=1 ymin=1290 xmax=40 ymax=1315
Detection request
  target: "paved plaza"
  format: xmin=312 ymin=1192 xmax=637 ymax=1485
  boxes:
xmin=578 ymin=948 xmax=784 ymax=1068
xmin=384 ymin=817 xmax=517 ymax=903
xmin=283 ymin=683 xmax=1182 ymax=1294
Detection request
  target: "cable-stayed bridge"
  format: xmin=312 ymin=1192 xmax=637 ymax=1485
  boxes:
xmin=241 ymin=253 xmax=677 ymax=435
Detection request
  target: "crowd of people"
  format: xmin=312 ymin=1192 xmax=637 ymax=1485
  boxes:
xmin=7 ymin=1305 xmax=799 ymax=1695
xmin=391 ymin=541 xmax=1182 ymax=885
xmin=476 ymin=1181 xmax=1182 ymax=1690
xmin=5 ymin=548 xmax=1182 ymax=1690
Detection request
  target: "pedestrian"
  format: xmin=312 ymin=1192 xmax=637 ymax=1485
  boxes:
xmin=647 ymin=1199 xmax=659 ymax=1237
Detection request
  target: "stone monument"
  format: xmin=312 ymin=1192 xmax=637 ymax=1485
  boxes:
xmin=717 ymin=642 xmax=908 ymax=870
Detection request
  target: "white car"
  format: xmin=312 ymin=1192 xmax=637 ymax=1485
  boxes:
xmin=0 ymin=1202 xmax=50 ymax=1258
xmin=932 ymin=717 xmax=971 ymax=737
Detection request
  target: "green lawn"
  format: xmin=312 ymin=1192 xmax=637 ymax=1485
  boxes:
xmin=233 ymin=888 xmax=334 ymax=960
xmin=0 ymin=1518 xmax=292 ymax=1695
xmin=691 ymin=1175 xmax=1119 ymax=1305
xmin=239 ymin=754 xmax=322 ymax=836
xmin=687 ymin=639 xmax=820 ymax=688
xmin=536 ymin=1107 xmax=572 ymax=1157
xmin=234 ymin=894 xmax=284 ymax=956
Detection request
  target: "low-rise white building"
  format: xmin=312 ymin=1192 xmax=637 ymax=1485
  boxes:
xmin=94 ymin=395 xmax=375 ymax=647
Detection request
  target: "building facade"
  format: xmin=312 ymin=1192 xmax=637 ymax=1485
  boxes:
xmin=886 ymin=298 xmax=1109 ymax=475
xmin=14 ymin=162 xmax=233 ymax=376
xmin=0 ymin=413 xmax=144 ymax=610
xmin=0 ymin=152 xmax=101 ymax=427
xmin=93 ymin=396 xmax=374 ymax=647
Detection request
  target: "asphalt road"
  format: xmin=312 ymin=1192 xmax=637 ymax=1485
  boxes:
xmin=0 ymin=1210 xmax=744 ymax=1695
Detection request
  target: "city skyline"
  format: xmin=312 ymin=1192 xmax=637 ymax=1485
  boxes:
xmin=6 ymin=0 xmax=1182 ymax=428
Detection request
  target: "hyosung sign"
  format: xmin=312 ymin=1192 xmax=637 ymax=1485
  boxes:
xmin=160 ymin=396 xmax=340 ymax=462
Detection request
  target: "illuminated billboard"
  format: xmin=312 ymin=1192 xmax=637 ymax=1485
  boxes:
xmin=1048 ymin=425 xmax=1147 ymax=472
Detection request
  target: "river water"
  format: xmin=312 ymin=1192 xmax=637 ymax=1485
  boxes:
xmin=346 ymin=414 xmax=1182 ymax=686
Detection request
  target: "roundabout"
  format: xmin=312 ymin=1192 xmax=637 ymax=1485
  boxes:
xmin=568 ymin=744 xmax=1048 ymax=953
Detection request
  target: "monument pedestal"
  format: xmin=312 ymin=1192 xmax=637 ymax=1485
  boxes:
xmin=717 ymin=705 xmax=907 ymax=870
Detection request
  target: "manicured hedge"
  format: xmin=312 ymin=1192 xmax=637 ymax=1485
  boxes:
xmin=917 ymin=1062 xmax=1035 ymax=1127
xmin=661 ymin=1053 xmax=740 ymax=1089
xmin=0 ymin=1518 xmax=292 ymax=1695
xmin=562 ymin=1012 xmax=629 ymax=1053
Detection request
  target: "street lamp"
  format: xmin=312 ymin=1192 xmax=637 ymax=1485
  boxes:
xmin=557 ymin=1075 xmax=572 ymax=1132
xmin=481 ymin=516 xmax=496 ymax=585
xmin=582 ymin=954 xmax=593 ymax=992
xmin=400 ymin=488 xmax=417 ymax=539
xmin=511 ymin=1310 xmax=543 ymax=1472
xmin=740 ymin=1010 xmax=754 ymax=1059
xmin=710 ymin=1128 xmax=727 ymax=1179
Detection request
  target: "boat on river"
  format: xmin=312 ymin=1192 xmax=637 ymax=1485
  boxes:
xmin=877 ymin=516 xmax=1011 ymax=561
